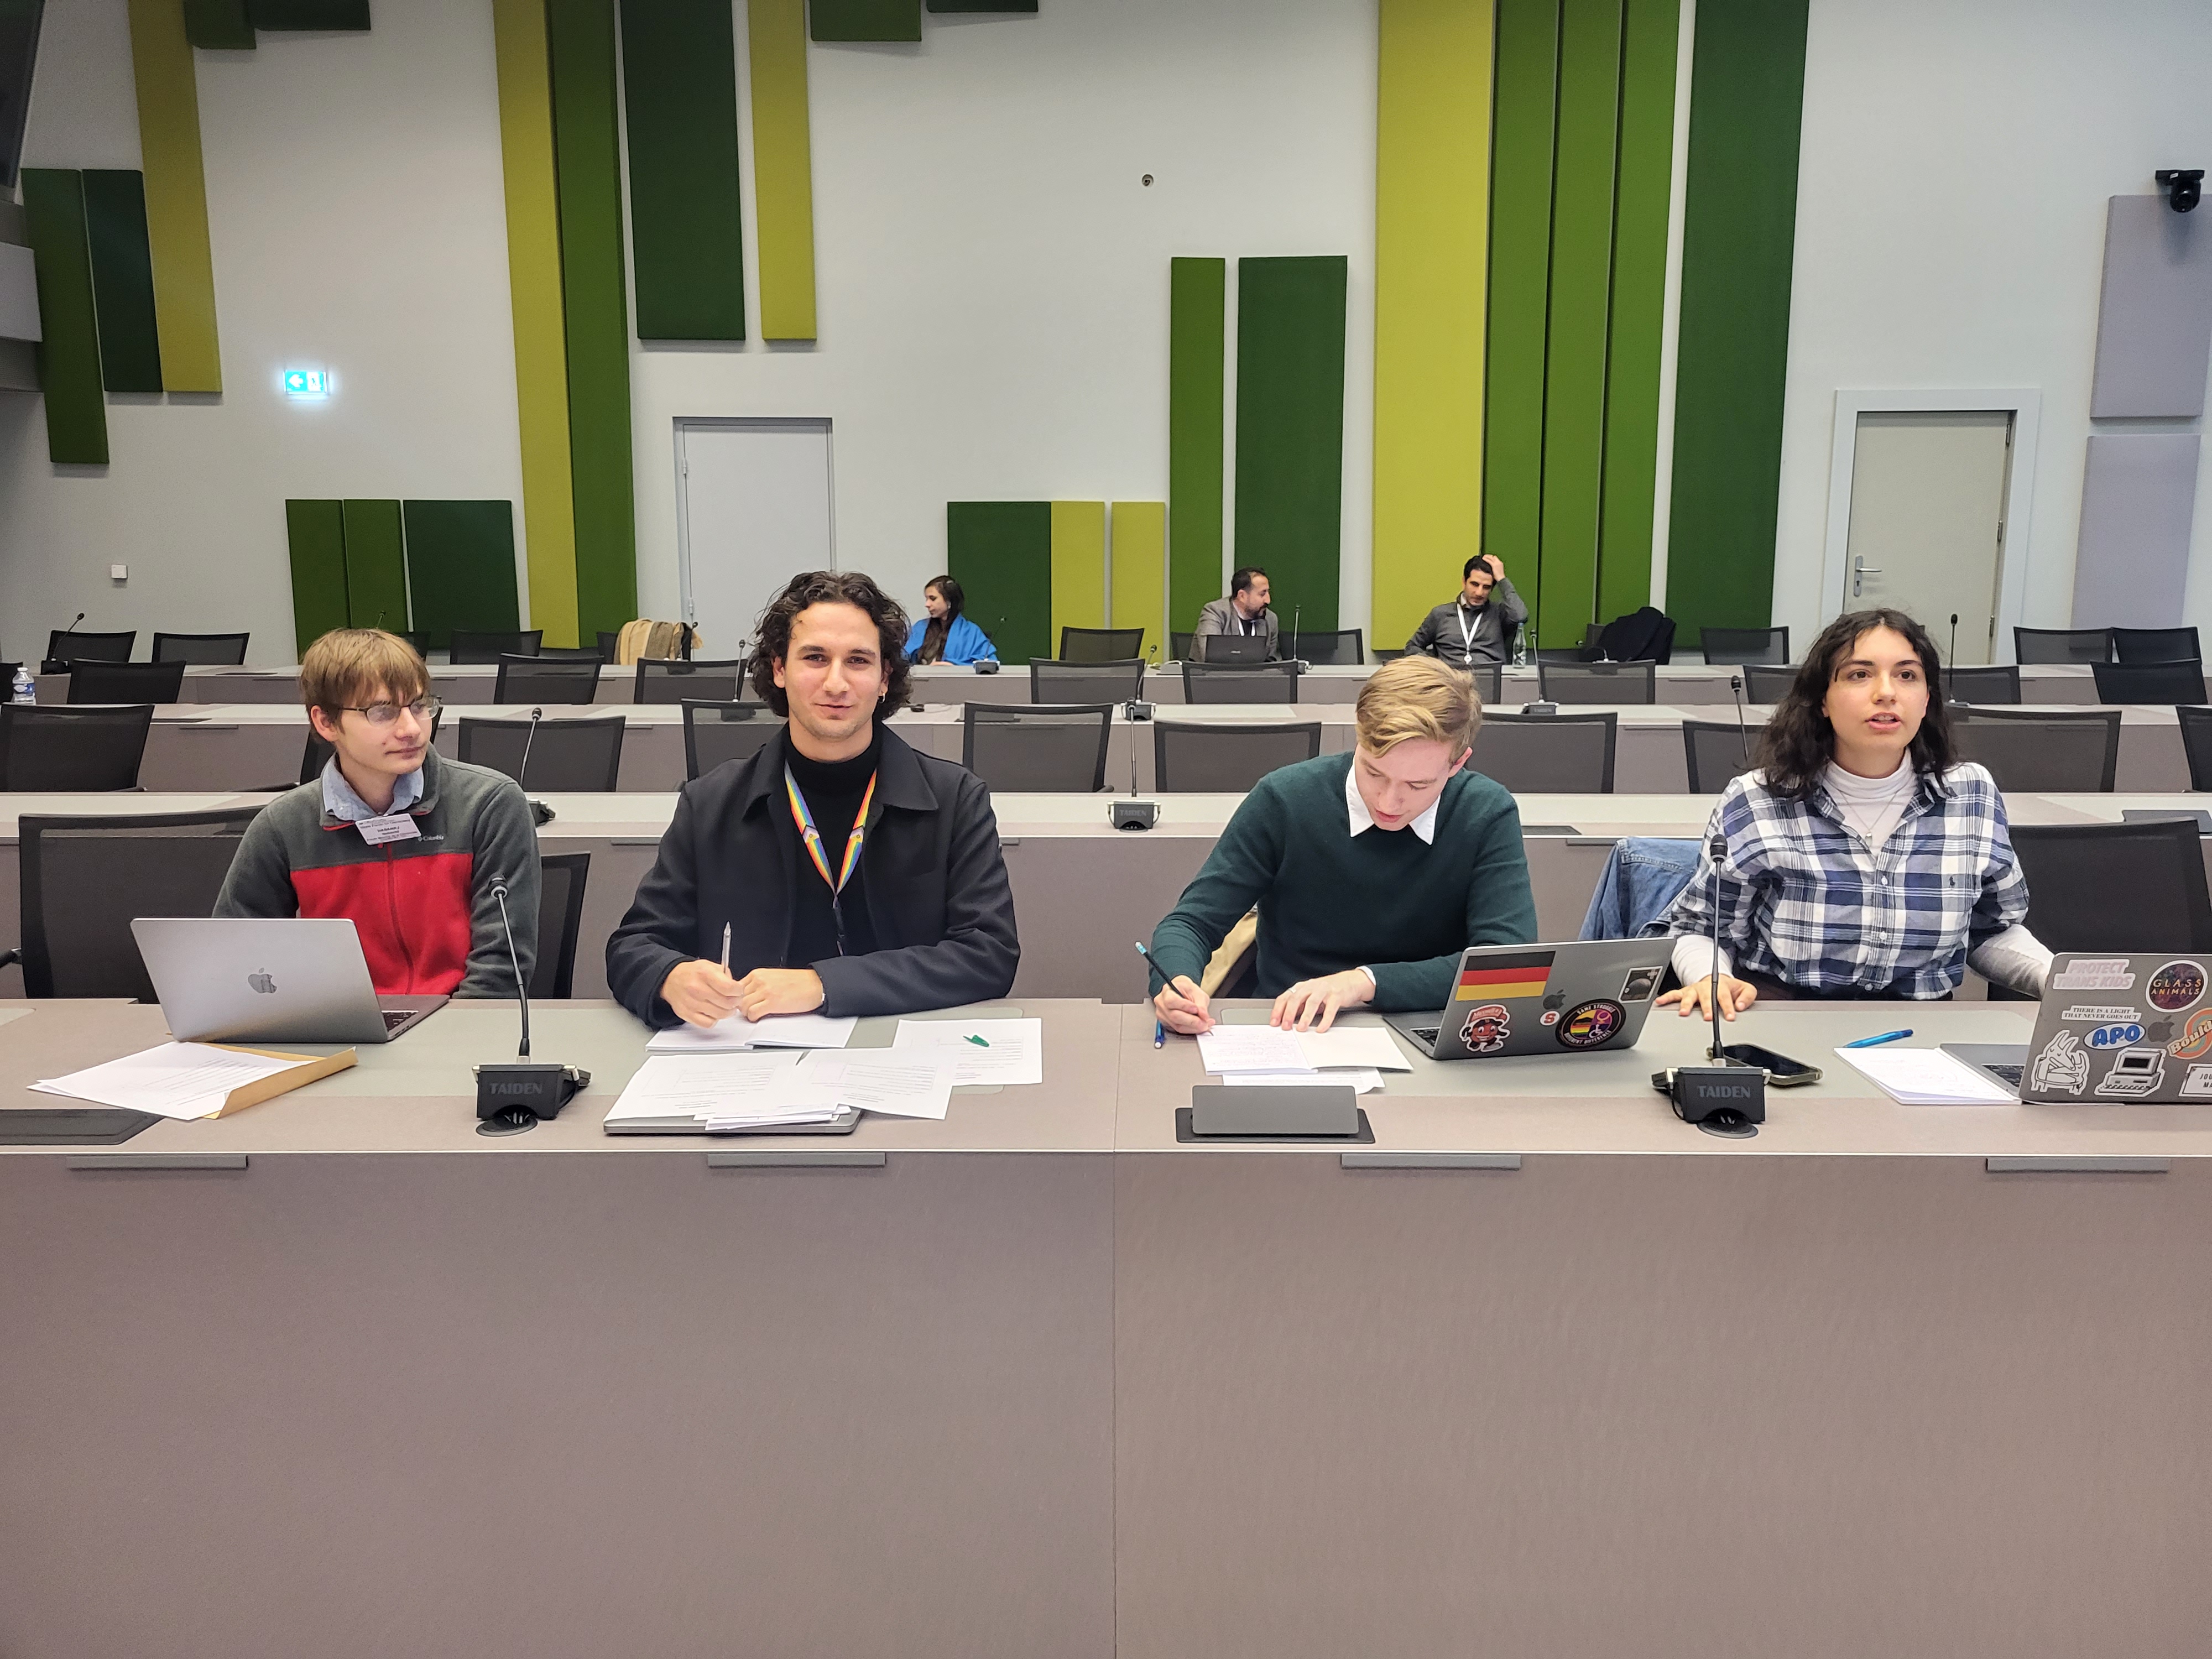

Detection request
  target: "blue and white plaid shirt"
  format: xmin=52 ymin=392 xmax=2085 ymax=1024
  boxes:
xmin=1660 ymin=763 xmax=2030 ymax=999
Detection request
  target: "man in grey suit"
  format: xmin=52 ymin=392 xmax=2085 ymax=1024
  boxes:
xmin=1192 ymin=567 xmax=1279 ymax=659
xmin=1406 ymin=554 xmax=1525 ymax=667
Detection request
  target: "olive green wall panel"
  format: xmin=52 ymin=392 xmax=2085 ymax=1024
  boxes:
xmin=1110 ymin=502 xmax=1167 ymax=656
xmin=285 ymin=499 xmax=350 ymax=657
xmin=748 ymin=0 xmax=818 ymax=341
xmin=620 ymin=0 xmax=745 ymax=341
xmin=405 ymin=500 xmax=522 ymax=652
xmin=341 ymin=499 xmax=408 ymax=636
xmin=1050 ymin=500 xmax=1107 ymax=648
xmin=1234 ymin=255 xmax=1347 ymax=632
xmin=547 ymin=0 xmax=638 ymax=638
xmin=247 ymin=0 xmax=370 ymax=27
xmin=1168 ymin=257 xmax=1225 ymax=632
xmin=128 ymin=0 xmax=223 ymax=391
xmin=948 ymin=502 xmax=1051 ymax=665
xmin=1663 ymin=0 xmax=1809 ymax=647
xmin=19 ymin=168 xmax=107 ymax=466
xmin=810 ymin=0 xmax=919 ymax=42
xmin=82 ymin=170 xmax=163 ymax=394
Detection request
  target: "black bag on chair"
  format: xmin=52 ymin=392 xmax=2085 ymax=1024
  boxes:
xmin=1595 ymin=607 xmax=1676 ymax=664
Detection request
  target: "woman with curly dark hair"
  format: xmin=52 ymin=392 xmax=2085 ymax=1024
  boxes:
xmin=1657 ymin=608 xmax=2050 ymax=1022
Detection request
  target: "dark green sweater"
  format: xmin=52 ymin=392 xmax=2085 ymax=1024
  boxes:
xmin=1148 ymin=753 xmax=1538 ymax=1010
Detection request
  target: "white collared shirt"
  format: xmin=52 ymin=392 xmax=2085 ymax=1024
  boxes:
xmin=1344 ymin=758 xmax=1441 ymax=843
xmin=322 ymin=756 xmax=423 ymax=824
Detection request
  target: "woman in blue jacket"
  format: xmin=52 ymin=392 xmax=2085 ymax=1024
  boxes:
xmin=904 ymin=575 xmax=998 ymax=665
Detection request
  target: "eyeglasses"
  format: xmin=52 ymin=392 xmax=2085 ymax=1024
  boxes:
xmin=339 ymin=695 xmax=441 ymax=728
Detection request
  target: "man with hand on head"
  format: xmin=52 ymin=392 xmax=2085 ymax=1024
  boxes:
xmin=1406 ymin=554 xmax=1526 ymax=666
xmin=1192 ymin=567 xmax=1278 ymax=658
xmin=1146 ymin=655 xmax=1537 ymax=1034
xmin=606 ymin=569 xmax=1019 ymax=1027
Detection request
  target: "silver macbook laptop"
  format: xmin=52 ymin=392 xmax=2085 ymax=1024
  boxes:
xmin=132 ymin=917 xmax=446 ymax=1045
xmin=1948 ymin=952 xmax=2212 ymax=1104
xmin=1383 ymin=940 xmax=1672 ymax=1060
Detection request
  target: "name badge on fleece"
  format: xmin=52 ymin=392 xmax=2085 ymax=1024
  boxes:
xmin=356 ymin=812 xmax=422 ymax=846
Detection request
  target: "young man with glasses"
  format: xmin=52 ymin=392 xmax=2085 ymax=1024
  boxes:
xmin=216 ymin=628 xmax=541 ymax=996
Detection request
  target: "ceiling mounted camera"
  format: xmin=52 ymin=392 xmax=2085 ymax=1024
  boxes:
xmin=2155 ymin=169 xmax=2203 ymax=212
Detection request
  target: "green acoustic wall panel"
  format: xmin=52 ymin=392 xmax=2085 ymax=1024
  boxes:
xmin=82 ymin=170 xmax=163 ymax=394
xmin=1596 ymin=0 xmax=1680 ymax=622
xmin=948 ymin=502 xmax=1051 ymax=666
xmin=810 ymin=0 xmax=919 ymax=41
xmin=19 ymin=169 xmax=107 ymax=466
xmin=182 ymin=0 xmax=255 ymax=48
xmin=1168 ymin=257 xmax=1225 ymax=632
xmin=1663 ymin=0 xmax=1808 ymax=648
xmin=341 ymin=499 xmax=409 ymax=636
xmin=620 ymin=0 xmax=745 ymax=341
xmin=1234 ymin=255 xmax=1347 ymax=632
xmin=405 ymin=501 xmax=522 ymax=652
xmin=247 ymin=0 xmax=371 ymax=27
xmin=1533 ymin=0 xmax=1623 ymax=647
xmin=547 ymin=0 xmax=638 ymax=639
xmin=1050 ymin=500 xmax=1107 ymax=648
xmin=748 ymin=0 xmax=818 ymax=341
xmin=285 ymin=499 xmax=351 ymax=658
xmin=1483 ymin=0 xmax=1559 ymax=598
xmin=1110 ymin=502 xmax=1167 ymax=656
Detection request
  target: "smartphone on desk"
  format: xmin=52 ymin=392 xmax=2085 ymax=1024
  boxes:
xmin=1715 ymin=1042 xmax=1823 ymax=1087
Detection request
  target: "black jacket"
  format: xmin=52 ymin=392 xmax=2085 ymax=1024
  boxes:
xmin=606 ymin=726 xmax=1020 ymax=1025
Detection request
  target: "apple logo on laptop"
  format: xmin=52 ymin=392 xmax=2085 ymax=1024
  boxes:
xmin=248 ymin=971 xmax=277 ymax=995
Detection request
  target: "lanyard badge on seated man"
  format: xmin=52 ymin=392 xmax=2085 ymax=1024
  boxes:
xmin=785 ymin=765 xmax=878 ymax=956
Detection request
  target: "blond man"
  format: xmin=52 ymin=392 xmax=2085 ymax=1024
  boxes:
xmin=1148 ymin=655 xmax=1536 ymax=1033
xmin=216 ymin=629 xmax=540 ymax=997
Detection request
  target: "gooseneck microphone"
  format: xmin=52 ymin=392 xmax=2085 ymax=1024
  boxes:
xmin=1290 ymin=604 xmax=1301 ymax=665
xmin=44 ymin=612 xmax=85 ymax=673
xmin=473 ymin=877 xmax=588 ymax=1134
xmin=1663 ymin=831 xmax=1764 ymax=1136
xmin=515 ymin=705 xmax=545 ymax=790
xmin=1110 ymin=681 xmax=1159 ymax=830
xmin=1706 ymin=833 xmax=1726 ymax=1060
xmin=1730 ymin=673 xmax=1750 ymax=763
xmin=1947 ymin=613 xmax=1960 ymax=701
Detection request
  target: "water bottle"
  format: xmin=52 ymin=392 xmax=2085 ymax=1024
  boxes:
xmin=10 ymin=665 xmax=32 ymax=704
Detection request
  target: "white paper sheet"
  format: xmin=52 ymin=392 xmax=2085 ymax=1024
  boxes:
xmin=603 ymin=1052 xmax=832 ymax=1126
xmin=1225 ymin=1069 xmax=1386 ymax=1094
xmin=1196 ymin=1027 xmax=1310 ymax=1074
xmin=30 ymin=1042 xmax=302 ymax=1120
xmin=1295 ymin=1025 xmax=1415 ymax=1073
xmin=1835 ymin=1047 xmax=2018 ymax=1106
xmin=796 ymin=1051 xmax=960 ymax=1120
xmin=645 ymin=1011 xmax=858 ymax=1054
xmin=890 ymin=1018 xmax=1044 ymax=1086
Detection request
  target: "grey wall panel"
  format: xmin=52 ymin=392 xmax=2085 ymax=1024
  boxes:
xmin=2089 ymin=195 xmax=2212 ymax=419
xmin=2070 ymin=432 xmax=2201 ymax=628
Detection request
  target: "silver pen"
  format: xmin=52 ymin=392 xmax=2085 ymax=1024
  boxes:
xmin=720 ymin=922 xmax=732 ymax=974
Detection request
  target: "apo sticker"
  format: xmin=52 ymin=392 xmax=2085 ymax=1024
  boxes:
xmin=2049 ymin=958 xmax=2135 ymax=992
xmin=2147 ymin=961 xmax=2208 ymax=1013
xmin=2169 ymin=1011 xmax=2212 ymax=1061
xmin=2029 ymin=1030 xmax=2090 ymax=1097
xmin=1459 ymin=1003 xmax=1511 ymax=1054
xmin=1556 ymin=1000 xmax=1625 ymax=1050
xmin=2087 ymin=1022 xmax=2146 ymax=1048
xmin=2182 ymin=1065 xmax=2212 ymax=1099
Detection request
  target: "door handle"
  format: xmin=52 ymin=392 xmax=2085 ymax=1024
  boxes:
xmin=1341 ymin=1152 xmax=1522 ymax=1171
xmin=1852 ymin=555 xmax=1884 ymax=599
xmin=67 ymin=1154 xmax=249 ymax=1171
xmin=707 ymin=1150 xmax=885 ymax=1170
xmin=1985 ymin=1156 xmax=2168 ymax=1175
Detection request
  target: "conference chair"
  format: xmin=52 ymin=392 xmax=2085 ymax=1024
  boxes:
xmin=2010 ymin=820 xmax=2212 ymax=954
xmin=1533 ymin=647 xmax=1594 ymax=664
xmin=1152 ymin=721 xmax=1322 ymax=792
xmin=1465 ymin=663 xmax=1503 ymax=705
xmin=961 ymin=703 xmax=1114 ymax=792
xmin=1683 ymin=719 xmax=1764 ymax=794
xmin=65 ymin=660 xmax=186 ymax=705
xmin=1170 ymin=632 xmax=1194 ymax=661
xmin=1030 ymin=658 xmax=1146 ymax=705
xmin=597 ymin=630 xmax=623 ymax=662
xmin=1294 ymin=628 xmax=1364 ymax=666
xmin=1537 ymin=661 xmax=1657 ymax=706
xmin=45 ymin=628 xmax=135 ymax=666
xmin=449 ymin=629 xmax=544 ymax=665
xmin=1700 ymin=627 xmax=1789 ymax=665
xmin=150 ymin=630 xmax=249 ymax=665
xmin=2178 ymin=707 xmax=2212 ymax=791
xmin=0 ymin=703 xmax=154 ymax=790
xmin=0 ymin=805 xmax=264 ymax=998
xmin=1472 ymin=711 xmax=1616 ymax=793
xmin=682 ymin=701 xmax=782 ymax=780
xmin=1182 ymin=661 xmax=1299 ymax=705
xmin=1944 ymin=665 xmax=2022 ymax=704
xmin=1949 ymin=706 xmax=2120 ymax=792
xmin=2013 ymin=626 xmax=2111 ymax=665
xmin=1373 ymin=648 xmax=1407 ymax=664
xmin=2090 ymin=660 xmax=2209 ymax=706
xmin=457 ymin=712 xmax=624 ymax=791
xmin=634 ymin=657 xmax=747 ymax=705
xmin=530 ymin=852 xmax=592 ymax=1001
xmin=493 ymin=653 xmax=602 ymax=705
xmin=293 ymin=703 xmax=444 ymax=788
xmin=2111 ymin=626 xmax=2201 ymax=665
xmin=1059 ymin=626 xmax=1145 ymax=663
xmin=1743 ymin=664 xmax=1798 ymax=702
xmin=0 ymin=663 xmax=16 ymax=695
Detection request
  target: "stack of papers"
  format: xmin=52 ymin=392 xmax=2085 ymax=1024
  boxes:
xmin=1835 ymin=1046 xmax=2018 ymax=1105
xmin=606 ymin=1049 xmax=963 ymax=1129
xmin=646 ymin=1011 xmax=858 ymax=1054
xmin=1196 ymin=1024 xmax=1412 ymax=1084
xmin=891 ymin=1018 xmax=1044 ymax=1086
xmin=30 ymin=1042 xmax=349 ymax=1120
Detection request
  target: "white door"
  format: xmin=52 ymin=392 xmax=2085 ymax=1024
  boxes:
xmin=1842 ymin=410 xmax=2012 ymax=665
xmin=675 ymin=419 xmax=835 ymax=657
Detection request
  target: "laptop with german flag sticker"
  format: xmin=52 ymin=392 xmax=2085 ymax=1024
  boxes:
xmin=1384 ymin=940 xmax=1672 ymax=1061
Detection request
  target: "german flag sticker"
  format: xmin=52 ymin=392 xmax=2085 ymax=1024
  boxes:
xmin=1453 ymin=950 xmax=1554 ymax=1002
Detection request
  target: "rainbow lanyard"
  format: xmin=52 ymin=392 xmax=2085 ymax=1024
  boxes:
xmin=784 ymin=765 xmax=878 ymax=953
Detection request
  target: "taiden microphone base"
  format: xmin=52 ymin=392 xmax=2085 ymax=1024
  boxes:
xmin=474 ymin=1062 xmax=589 ymax=1136
xmin=1656 ymin=1065 xmax=1766 ymax=1139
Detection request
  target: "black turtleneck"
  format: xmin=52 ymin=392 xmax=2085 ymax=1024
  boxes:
xmin=779 ymin=725 xmax=882 ymax=967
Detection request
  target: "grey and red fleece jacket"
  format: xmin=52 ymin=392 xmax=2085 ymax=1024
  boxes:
xmin=215 ymin=749 xmax=541 ymax=998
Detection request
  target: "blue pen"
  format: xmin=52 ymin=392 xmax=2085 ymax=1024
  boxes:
xmin=1136 ymin=942 xmax=1167 ymax=1047
xmin=1843 ymin=1029 xmax=1913 ymax=1048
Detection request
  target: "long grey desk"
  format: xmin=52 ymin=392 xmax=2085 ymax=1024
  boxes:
xmin=4 ymin=996 xmax=2209 ymax=1657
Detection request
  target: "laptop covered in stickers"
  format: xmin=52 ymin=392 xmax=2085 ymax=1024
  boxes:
xmin=1382 ymin=940 xmax=1673 ymax=1062
xmin=1945 ymin=953 xmax=2212 ymax=1104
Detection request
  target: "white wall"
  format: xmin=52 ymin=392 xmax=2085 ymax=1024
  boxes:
xmin=1780 ymin=0 xmax=2212 ymax=649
